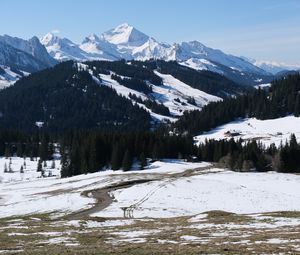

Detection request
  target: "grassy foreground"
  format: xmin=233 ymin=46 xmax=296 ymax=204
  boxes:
xmin=0 ymin=211 xmax=300 ymax=254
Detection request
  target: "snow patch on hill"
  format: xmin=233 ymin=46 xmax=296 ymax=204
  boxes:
xmin=195 ymin=116 xmax=300 ymax=147
xmin=76 ymin=62 xmax=221 ymax=121
xmin=0 ymin=66 xmax=23 ymax=89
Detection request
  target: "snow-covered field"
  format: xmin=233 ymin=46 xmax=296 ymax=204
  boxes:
xmin=0 ymin=158 xmax=208 ymax=218
xmin=94 ymin=170 xmax=300 ymax=218
xmin=1 ymin=156 xmax=300 ymax=219
xmin=195 ymin=116 xmax=300 ymax=147
xmin=1 ymin=157 xmax=300 ymax=253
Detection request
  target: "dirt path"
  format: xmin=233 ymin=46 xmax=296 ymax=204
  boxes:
xmin=66 ymin=164 xmax=221 ymax=220
xmin=67 ymin=179 xmax=155 ymax=220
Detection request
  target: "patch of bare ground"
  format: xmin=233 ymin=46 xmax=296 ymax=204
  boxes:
xmin=0 ymin=210 xmax=299 ymax=254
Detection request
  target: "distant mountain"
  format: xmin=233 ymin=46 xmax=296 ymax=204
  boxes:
xmin=40 ymin=33 xmax=88 ymax=61
xmin=0 ymin=35 xmax=57 ymax=67
xmin=0 ymin=35 xmax=57 ymax=88
xmin=1 ymin=23 xmax=297 ymax=89
xmin=242 ymin=57 xmax=300 ymax=75
xmin=40 ymin=23 xmax=275 ymax=86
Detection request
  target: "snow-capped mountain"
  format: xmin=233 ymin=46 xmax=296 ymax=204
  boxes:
xmin=101 ymin=23 xmax=149 ymax=46
xmin=174 ymin=41 xmax=266 ymax=74
xmin=252 ymin=60 xmax=300 ymax=75
xmin=80 ymin=34 xmax=123 ymax=60
xmin=0 ymin=35 xmax=57 ymax=67
xmin=40 ymin=23 xmax=276 ymax=85
xmin=40 ymin=33 xmax=88 ymax=61
xmin=0 ymin=35 xmax=57 ymax=89
xmin=0 ymin=41 xmax=50 ymax=73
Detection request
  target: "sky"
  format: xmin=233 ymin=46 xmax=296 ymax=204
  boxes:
xmin=1 ymin=0 xmax=300 ymax=64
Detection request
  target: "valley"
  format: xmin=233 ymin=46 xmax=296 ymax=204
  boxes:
xmin=0 ymin=4 xmax=300 ymax=253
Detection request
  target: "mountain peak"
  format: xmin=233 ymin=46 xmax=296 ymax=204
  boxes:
xmin=40 ymin=32 xmax=58 ymax=46
xmin=101 ymin=23 xmax=149 ymax=46
xmin=82 ymin=34 xmax=101 ymax=44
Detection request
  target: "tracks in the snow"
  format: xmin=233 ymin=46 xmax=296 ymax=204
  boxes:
xmin=68 ymin=164 xmax=219 ymax=220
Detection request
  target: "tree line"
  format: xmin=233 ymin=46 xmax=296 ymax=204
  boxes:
xmin=175 ymin=74 xmax=300 ymax=135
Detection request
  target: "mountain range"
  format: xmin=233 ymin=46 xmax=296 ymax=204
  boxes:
xmin=1 ymin=23 xmax=299 ymax=90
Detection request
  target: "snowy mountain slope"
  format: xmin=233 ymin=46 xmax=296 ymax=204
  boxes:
xmin=78 ymin=62 xmax=221 ymax=121
xmin=0 ymin=35 xmax=57 ymax=89
xmin=101 ymin=23 xmax=150 ymax=46
xmin=0 ymin=65 xmax=25 ymax=89
xmin=195 ymin=116 xmax=300 ymax=147
xmin=41 ymin=33 xmax=89 ymax=61
xmin=0 ymin=34 xmax=57 ymax=67
xmin=80 ymin=34 xmax=124 ymax=60
xmin=174 ymin=41 xmax=267 ymax=75
xmin=243 ymin=57 xmax=300 ymax=75
xmin=153 ymin=71 xmax=221 ymax=115
xmin=39 ymin=23 xmax=275 ymax=86
xmin=0 ymin=41 xmax=50 ymax=73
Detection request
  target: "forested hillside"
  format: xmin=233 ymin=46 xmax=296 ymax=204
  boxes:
xmin=0 ymin=61 xmax=151 ymax=132
xmin=133 ymin=60 xmax=249 ymax=97
xmin=175 ymin=74 xmax=300 ymax=134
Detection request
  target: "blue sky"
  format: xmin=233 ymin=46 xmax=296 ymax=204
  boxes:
xmin=1 ymin=0 xmax=300 ymax=63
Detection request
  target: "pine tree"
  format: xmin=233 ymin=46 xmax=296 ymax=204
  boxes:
xmin=294 ymin=94 xmax=300 ymax=117
xmin=4 ymin=163 xmax=8 ymax=173
xmin=20 ymin=165 xmax=24 ymax=174
xmin=8 ymin=162 xmax=13 ymax=173
xmin=51 ymin=160 xmax=56 ymax=169
xmin=139 ymin=152 xmax=147 ymax=170
xmin=111 ymin=143 xmax=122 ymax=170
xmin=37 ymin=159 xmax=43 ymax=172
xmin=16 ymin=143 xmax=23 ymax=157
xmin=122 ymin=149 xmax=132 ymax=171
xmin=4 ymin=144 xmax=10 ymax=159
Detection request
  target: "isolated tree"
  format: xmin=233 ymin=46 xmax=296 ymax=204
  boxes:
xmin=51 ymin=159 xmax=56 ymax=169
xmin=8 ymin=162 xmax=13 ymax=173
xmin=4 ymin=145 xmax=10 ymax=159
xmin=20 ymin=165 xmax=24 ymax=174
xmin=37 ymin=159 xmax=43 ymax=172
xmin=4 ymin=163 xmax=8 ymax=173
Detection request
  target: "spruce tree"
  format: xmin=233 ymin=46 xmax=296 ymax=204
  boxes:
xmin=37 ymin=159 xmax=43 ymax=172
xmin=16 ymin=143 xmax=23 ymax=157
xmin=111 ymin=144 xmax=122 ymax=170
xmin=51 ymin=160 xmax=56 ymax=169
xmin=4 ymin=145 xmax=10 ymax=159
xmin=139 ymin=152 xmax=147 ymax=170
xmin=4 ymin=163 xmax=8 ymax=173
xmin=122 ymin=149 xmax=132 ymax=171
